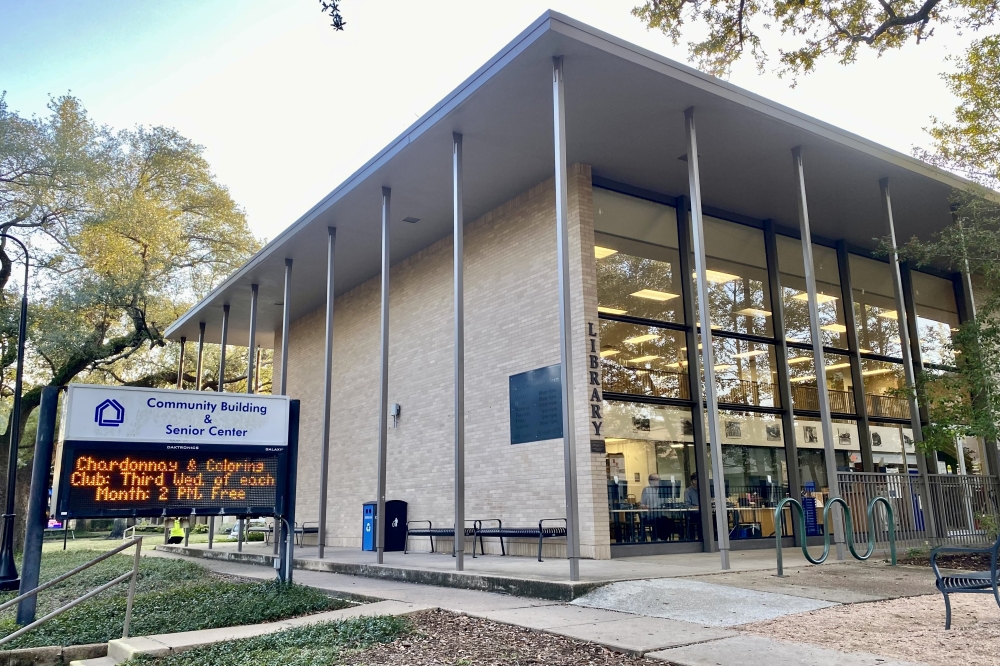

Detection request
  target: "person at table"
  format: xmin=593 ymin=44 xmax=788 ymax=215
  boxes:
xmin=640 ymin=474 xmax=668 ymax=541
xmin=684 ymin=473 xmax=700 ymax=507
xmin=684 ymin=473 xmax=701 ymax=540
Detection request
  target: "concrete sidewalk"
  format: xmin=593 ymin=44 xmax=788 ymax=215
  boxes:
xmin=150 ymin=549 xmax=927 ymax=665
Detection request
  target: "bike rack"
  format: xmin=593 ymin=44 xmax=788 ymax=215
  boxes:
xmin=774 ymin=497 xmax=896 ymax=576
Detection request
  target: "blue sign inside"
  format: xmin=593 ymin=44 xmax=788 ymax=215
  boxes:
xmin=509 ymin=365 xmax=563 ymax=445
xmin=803 ymin=496 xmax=821 ymax=537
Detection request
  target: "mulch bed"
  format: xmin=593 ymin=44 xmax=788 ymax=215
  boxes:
xmin=898 ymin=551 xmax=993 ymax=570
xmin=350 ymin=609 xmax=660 ymax=665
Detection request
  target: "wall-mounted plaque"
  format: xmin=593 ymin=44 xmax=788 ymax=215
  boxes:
xmin=509 ymin=365 xmax=563 ymax=445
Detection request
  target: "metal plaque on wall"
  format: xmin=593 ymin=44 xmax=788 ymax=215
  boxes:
xmin=509 ymin=364 xmax=563 ymax=445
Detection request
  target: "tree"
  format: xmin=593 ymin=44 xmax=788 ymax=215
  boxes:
xmin=632 ymin=1 xmax=1000 ymax=186
xmin=318 ymin=0 xmax=346 ymax=31
xmin=0 ymin=95 xmax=260 ymax=539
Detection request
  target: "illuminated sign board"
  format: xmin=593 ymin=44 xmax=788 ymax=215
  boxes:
xmin=53 ymin=385 xmax=291 ymax=519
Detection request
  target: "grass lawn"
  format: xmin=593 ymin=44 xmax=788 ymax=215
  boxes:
xmin=0 ymin=542 xmax=351 ymax=649
xmin=123 ymin=616 xmax=411 ymax=666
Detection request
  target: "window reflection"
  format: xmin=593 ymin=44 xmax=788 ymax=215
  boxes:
xmin=711 ymin=338 xmax=779 ymax=408
xmin=849 ymin=255 xmax=902 ymax=358
xmin=861 ymin=360 xmax=910 ymax=420
xmin=777 ymin=237 xmax=847 ymax=348
xmin=795 ymin=417 xmax=859 ymax=486
xmin=694 ymin=218 xmax=774 ymax=337
xmin=868 ymin=423 xmax=917 ymax=472
xmin=787 ymin=349 xmax=856 ymax=414
xmin=911 ymin=271 xmax=959 ymax=367
xmin=600 ymin=321 xmax=686 ymax=399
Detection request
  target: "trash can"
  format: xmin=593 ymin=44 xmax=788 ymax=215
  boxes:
xmin=361 ymin=500 xmax=408 ymax=552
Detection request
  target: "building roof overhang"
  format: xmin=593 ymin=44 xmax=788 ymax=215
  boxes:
xmin=165 ymin=10 xmax=987 ymax=348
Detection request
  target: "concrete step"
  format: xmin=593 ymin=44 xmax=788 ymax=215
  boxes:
xmin=107 ymin=600 xmax=430 ymax=662
xmin=68 ymin=658 xmax=117 ymax=666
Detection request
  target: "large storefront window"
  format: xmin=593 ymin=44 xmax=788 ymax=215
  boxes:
xmin=911 ymin=271 xmax=959 ymax=367
xmin=777 ymin=236 xmax=847 ymax=349
xmin=861 ymin=359 xmax=910 ymax=420
xmin=787 ymin=348 xmax=857 ymax=414
xmin=794 ymin=417 xmax=859 ymax=486
xmin=711 ymin=338 xmax=780 ymax=408
xmin=849 ymin=255 xmax=903 ymax=358
xmin=868 ymin=423 xmax=917 ymax=471
xmin=600 ymin=320 xmax=687 ymax=399
xmin=594 ymin=189 xmax=683 ymax=324
xmin=695 ymin=218 xmax=773 ymax=337
xmin=604 ymin=401 xmax=700 ymax=544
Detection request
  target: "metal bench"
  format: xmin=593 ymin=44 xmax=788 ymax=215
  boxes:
xmin=931 ymin=537 xmax=1000 ymax=629
xmin=475 ymin=518 xmax=567 ymax=562
xmin=404 ymin=520 xmax=479 ymax=557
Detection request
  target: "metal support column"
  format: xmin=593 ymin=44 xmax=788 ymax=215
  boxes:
xmin=685 ymin=107 xmax=730 ymax=569
xmin=453 ymin=133 xmax=466 ymax=570
xmin=280 ymin=259 xmax=293 ymax=395
xmin=246 ymin=284 xmax=258 ymax=394
xmin=676 ymin=197 xmax=714 ymax=552
xmin=552 ymin=57 xmax=581 ymax=581
xmin=176 ymin=337 xmax=186 ymax=389
xmin=880 ymin=178 xmax=939 ymax=540
xmin=196 ymin=322 xmax=205 ymax=391
xmin=836 ymin=241 xmax=874 ymax=472
xmin=218 ymin=304 xmax=230 ymax=392
xmin=792 ymin=147 xmax=845 ymax=560
xmin=318 ymin=229 xmax=336 ymax=559
xmin=764 ymin=220 xmax=802 ymax=544
xmin=376 ymin=188 xmax=391 ymax=565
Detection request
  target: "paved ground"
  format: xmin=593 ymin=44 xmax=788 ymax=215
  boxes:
xmin=148 ymin=548 xmax=933 ymax=665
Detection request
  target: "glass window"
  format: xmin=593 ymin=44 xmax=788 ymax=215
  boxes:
xmin=869 ymin=423 xmax=917 ymax=472
xmin=849 ymin=254 xmax=902 ymax=358
xmin=594 ymin=189 xmax=683 ymax=324
xmin=600 ymin=321 xmax=687 ymax=399
xmin=694 ymin=217 xmax=773 ymax=337
xmin=604 ymin=401 xmax=700 ymax=544
xmin=777 ymin=236 xmax=847 ymax=349
xmin=711 ymin=338 xmax=780 ymax=408
xmin=911 ymin=271 xmax=959 ymax=367
xmin=714 ymin=410 xmax=790 ymax=539
xmin=795 ymin=417 xmax=859 ymax=490
xmin=861 ymin=360 xmax=911 ymax=420
xmin=787 ymin=349 xmax=856 ymax=414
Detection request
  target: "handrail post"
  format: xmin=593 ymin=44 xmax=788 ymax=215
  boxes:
xmin=122 ymin=537 xmax=142 ymax=638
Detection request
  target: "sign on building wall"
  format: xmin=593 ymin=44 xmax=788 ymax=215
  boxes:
xmin=509 ymin=365 xmax=563 ymax=445
xmin=53 ymin=385 xmax=291 ymax=519
xmin=586 ymin=321 xmax=605 ymax=453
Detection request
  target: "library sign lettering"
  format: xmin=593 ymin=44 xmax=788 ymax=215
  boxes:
xmin=53 ymin=385 xmax=291 ymax=519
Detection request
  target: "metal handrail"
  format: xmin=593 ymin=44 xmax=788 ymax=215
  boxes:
xmin=773 ymin=497 xmax=896 ymax=576
xmin=0 ymin=536 xmax=143 ymax=646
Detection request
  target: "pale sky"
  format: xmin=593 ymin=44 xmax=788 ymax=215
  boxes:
xmin=1 ymin=0 xmax=962 ymax=242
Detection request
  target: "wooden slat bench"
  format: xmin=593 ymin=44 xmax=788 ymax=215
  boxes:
xmin=931 ymin=537 xmax=1000 ymax=629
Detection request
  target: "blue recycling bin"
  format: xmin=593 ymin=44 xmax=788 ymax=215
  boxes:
xmin=362 ymin=503 xmax=376 ymax=551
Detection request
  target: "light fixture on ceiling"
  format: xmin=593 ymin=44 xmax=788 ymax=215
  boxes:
xmin=630 ymin=289 xmax=679 ymax=301
xmin=792 ymin=292 xmax=838 ymax=304
xmin=877 ymin=310 xmax=898 ymax=320
xmin=600 ymin=349 xmax=620 ymax=358
xmin=627 ymin=355 xmax=659 ymax=364
xmin=733 ymin=349 xmax=767 ymax=359
xmin=598 ymin=306 xmax=628 ymax=315
xmin=735 ymin=308 xmax=772 ymax=317
xmin=624 ymin=334 xmax=659 ymax=344
xmin=821 ymin=324 xmax=848 ymax=333
xmin=693 ymin=269 xmax=740 ymax=283
xmin=594 ymin=246 xmax=618 ymax=259
xmin=787 ymin=357 xmax=812 ymax=365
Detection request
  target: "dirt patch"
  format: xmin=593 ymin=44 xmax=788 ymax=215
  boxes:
xmin=898 ymin=551 xmax=993 ymax=570
xmin=742 ymin=593 xmax=1000 ymax=666
xmin=350 ymin=609 xmax=660 ymax=665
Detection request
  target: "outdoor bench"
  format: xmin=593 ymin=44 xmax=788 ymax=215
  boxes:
xmin=931 ymin=536 xmax=1000 ymax=629
xmin=475 ymin=518 xmax=568 ymax=562
xmin=404 ymin=520 xmax=479 ymax=557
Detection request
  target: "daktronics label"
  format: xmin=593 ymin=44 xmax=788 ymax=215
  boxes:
xmin=65 ymin=450 xmax=280 ymax=514
xmin=63 ymin=385 xmax=289 ymax=446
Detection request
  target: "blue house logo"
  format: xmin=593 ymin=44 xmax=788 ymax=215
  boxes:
xmin=95 ymin=399 xmax=125 ymax=427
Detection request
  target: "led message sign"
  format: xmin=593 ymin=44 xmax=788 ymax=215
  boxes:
xmin=53 ymin=385 xmax=291 ymax=518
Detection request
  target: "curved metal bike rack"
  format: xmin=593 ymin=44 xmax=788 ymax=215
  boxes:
xmin=774 ymin=496 xmax=897 ymax=576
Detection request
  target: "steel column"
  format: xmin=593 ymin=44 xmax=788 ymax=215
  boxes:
xmin=676 ymin=197 xmax=714 ymax=552
xmin=218 ymin=304 xmax=230 ymax=393
xmin=176 ymin=337 xmax=186 ymax=389
xmin=246 ymin=285 xmax=259 ymax=394
xmin=376 ymin=188 xmax=391 ymax=565
xmin=835 ymin=241 xmax=873 ymax=472
xmin=880 ymin=178 xmax=939 ymax=540
xmin=764 ymin=220 xmax=802 ymax=544
xmin=280 ymin=259 xmax=293 ymax=395
xmin=318 ymin=228 xmax=336 ymax=559
xmin=685 ymin=107 xmax=730 ymax=569
xmin=792 ymin=147 xmax=845 ymax=560
xmin=195 ymin=322 xmax=205 ymax=391
xmin=453 ymin=133 xmax=466 ymax=570
xmin=552 ymin=57 xmax=581 ymax=581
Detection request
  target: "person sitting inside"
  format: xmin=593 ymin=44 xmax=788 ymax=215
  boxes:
xmin=683 ymin=473 xmax=702 ymax=540
xmin=640 ymin=474 xmax=669 ymax=541
xmin=684 ymin=473 xmax=700 ymax=507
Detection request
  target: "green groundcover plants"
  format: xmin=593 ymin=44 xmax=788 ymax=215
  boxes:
xmin=0 ymin=548 xmax=349 ymax=649
xmin=123 ymin=616 xmax=410 ymax=666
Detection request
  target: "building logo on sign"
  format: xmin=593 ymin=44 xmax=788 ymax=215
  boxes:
xmin=94 ymin=399 xmax=125 ymax=427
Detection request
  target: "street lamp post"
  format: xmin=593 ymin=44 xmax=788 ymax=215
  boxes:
xmin=0 ymin=233 xmax=29 ymax=591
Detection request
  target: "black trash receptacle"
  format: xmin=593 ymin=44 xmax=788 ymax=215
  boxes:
xmin=361 ymin=500 xmax=407 ymax=552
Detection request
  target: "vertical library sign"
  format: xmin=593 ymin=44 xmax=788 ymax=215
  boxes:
xmin=53 ymin=384 xmax=291 ymax=519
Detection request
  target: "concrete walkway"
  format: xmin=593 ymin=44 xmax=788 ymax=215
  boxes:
xmin=149 ymin=549 xmax=928 ymax=665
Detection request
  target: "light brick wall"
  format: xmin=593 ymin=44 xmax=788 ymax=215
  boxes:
xmin=282 ymin=164 xmax=611 ymax=559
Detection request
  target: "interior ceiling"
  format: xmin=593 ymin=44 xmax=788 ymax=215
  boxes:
xmin=165 ymin=11 xmax=971 ymax=349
